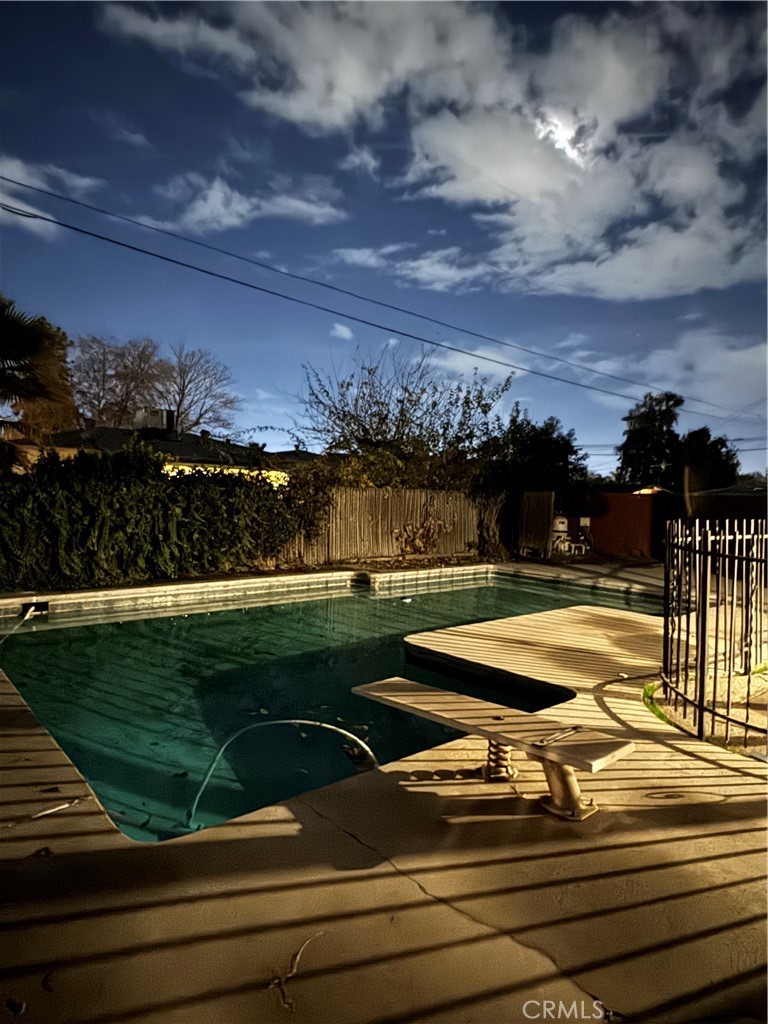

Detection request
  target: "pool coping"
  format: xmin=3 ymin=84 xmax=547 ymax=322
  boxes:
xmin=0 ymin=560 xmax=663 ymax=628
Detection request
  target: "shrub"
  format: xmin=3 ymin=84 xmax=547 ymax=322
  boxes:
xmin=0 ymin=446 xmax=332 ymax=591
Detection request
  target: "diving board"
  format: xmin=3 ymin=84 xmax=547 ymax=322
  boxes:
xmin=353 ymin=678 xmax=636 ymax=820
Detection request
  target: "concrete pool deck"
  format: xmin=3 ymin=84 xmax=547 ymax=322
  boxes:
xmin=1 ymin=565 xmax=765 ymax=1024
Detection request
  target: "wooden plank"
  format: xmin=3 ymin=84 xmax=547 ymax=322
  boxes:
xmin=405 ymin=605 xmax=663 ymax=689
xmin=352 ymin=678 xmax=635 ymax=773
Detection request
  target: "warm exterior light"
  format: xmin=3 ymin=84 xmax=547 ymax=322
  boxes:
xmin=161 ymin=462 xmax=289 ymax=486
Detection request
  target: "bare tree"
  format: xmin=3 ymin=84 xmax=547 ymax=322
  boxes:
xmin=109 ymin=338 xmax=168 ymax=426
xmin=71 ymin=336 xmax=168 ymax=425
xmin=70 ymin=335 xmax=117 ymax=424
xmin=158 ymin=342 xmax=240 ymax=433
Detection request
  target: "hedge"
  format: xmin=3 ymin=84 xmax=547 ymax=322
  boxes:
xmin=0 ymin=446 xmax=332 ymax=591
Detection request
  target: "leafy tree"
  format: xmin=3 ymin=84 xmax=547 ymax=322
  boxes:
xmin=679 ymin=427 xmax=739 ymax=492
xmin=616 ymin=391 xmax=739 ymax=491
xmin=616 ymin=392 xmax=684 ymax=488
xmin=474 ymin=403 xmax=587 ymax=495
xmin=294 ymin=348 xmax=587 ymax=524
xmin=0 ymin=295 xmax=77 ymax=468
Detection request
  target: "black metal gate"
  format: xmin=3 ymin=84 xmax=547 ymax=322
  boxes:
xmin=662 ymin=519 xmax=767 ymax=752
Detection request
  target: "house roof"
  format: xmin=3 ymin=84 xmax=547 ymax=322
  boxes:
xmin=48 ymin=428 xmax=326 ymax=469
xmin=50 ymin=427 xmax=261 ymax=467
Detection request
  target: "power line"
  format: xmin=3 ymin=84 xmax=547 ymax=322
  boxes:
xmin=0 ymin=174 xmax=736 ymax=414
xmin=1 ymin=201 xmax=762 ymax=424
xmin=578 ymin=435 xmax=767 ymax=450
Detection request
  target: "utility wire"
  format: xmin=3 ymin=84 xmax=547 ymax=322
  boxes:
xmin=578 ymin=435 xmax=767 ymax=450
xmin=1 ymin=201 xmax=762 ymax=424
xmin=0 ymin=174 xmax=735 ymax=414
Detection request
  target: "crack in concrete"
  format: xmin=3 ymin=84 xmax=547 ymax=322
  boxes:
xmin=266 ymin=931 xmax=326 ymax=1013
xmin=294 ymin=793 xmax=605 ymax=1011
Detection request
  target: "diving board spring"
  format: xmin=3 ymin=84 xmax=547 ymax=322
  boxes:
xmin=484 ymin=740 xmax=519 ymax=782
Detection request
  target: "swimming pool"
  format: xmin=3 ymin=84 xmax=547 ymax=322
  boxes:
xmin=0 ymin=577 xmax=659 ymax=841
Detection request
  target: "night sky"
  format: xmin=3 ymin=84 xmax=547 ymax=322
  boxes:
xmin=1 ymin=1 xmax=766 ymax=472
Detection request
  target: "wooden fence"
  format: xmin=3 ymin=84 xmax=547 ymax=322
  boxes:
xmin=276 ymin=487 xmax=479 ymax=565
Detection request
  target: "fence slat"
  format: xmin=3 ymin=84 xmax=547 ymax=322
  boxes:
xmin=270 ymin=487 xmax=479 ymax=567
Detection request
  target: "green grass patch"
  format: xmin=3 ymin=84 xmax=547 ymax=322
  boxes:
xmin=643 ymin=681 xmax=673 ymax=725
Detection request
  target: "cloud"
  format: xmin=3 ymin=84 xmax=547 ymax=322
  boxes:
xmin=223 ymin=135 xmax=270 ymax=166
xmin=100 ymin=3 xmax=255 ymax=69
xmin=100 ymin=2 xmax=514 ymax=132
xmin=0 ymin=155 xmax=104 ymax=237
xmin=390 ymin=247 xmax=492 ymax=293
xmin=553 ymin=332 xmax=589 ymax=351
xmin=215 ymin=135 xmax=272 ymax=178
xmin=333 ymin=242 xmax=412 ymax=269
xmin=338 ymin=146 xmax=380 ymax=177
xmin=530 ymin=209 xmax=765 ymax=301
xmin=41 ymin=165 xmax=104 ymax=197
xmin=147 ymin=174 xmax=347 ymax=233
xmin=428 ymin=343 xmax=521 ymax=382
xmin=333 ymin=241 xmax=488 ymax=292
xmin=153 ymin=171 xmax=207 ymax=203
xmin=588 ymin=328 xmax=767 ymax=417
xmin=256 ymin=193 xmax=346 ymax=226
xmin=116 ymin=127 xmax=150 ymax=147
xmin=330 ymin=323 xmax=354 ymax=341
xmin=101 ymin=2 xmax=766 ymax=300
xmin=92 ymin=110 xmax=151 ymax=147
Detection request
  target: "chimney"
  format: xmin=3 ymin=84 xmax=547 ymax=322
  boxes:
xmin=134 ymin=408 xmax=175 ymax=432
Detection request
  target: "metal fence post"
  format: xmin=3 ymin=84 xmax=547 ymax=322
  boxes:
xmin=694 ymin=529 xmax=710 ymax=740
xmin=662 ymin=520 xmax=671 ymax=688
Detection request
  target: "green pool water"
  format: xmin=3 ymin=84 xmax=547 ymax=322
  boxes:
xmin=1 ymin=577 xmax=659 ymax=841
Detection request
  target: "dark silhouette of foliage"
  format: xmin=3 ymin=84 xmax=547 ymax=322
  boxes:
xmin=0 ymin=445 xmax=332 ymax=590
xmin=679 ymin=426 xmax=739 ymax=493
xmin=616 ymin=391 xmax=739 ymax=492
xmin=472 ymin=402 xmax=587 ymax=496
xmin=616 ymin=391 xmax=683 ymax=488
xmin=0 ymin=295 xmax=78 ymax=469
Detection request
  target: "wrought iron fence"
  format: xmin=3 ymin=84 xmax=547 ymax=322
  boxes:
xmin=662 ymin=519 xmax=767 ymax=753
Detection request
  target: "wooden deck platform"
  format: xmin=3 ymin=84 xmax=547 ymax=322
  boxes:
xmin=405 ymin=604 xmax=663 ymax=689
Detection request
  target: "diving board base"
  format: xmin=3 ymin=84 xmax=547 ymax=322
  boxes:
xmin=533 ymin=757 xmax=599 ymax=821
